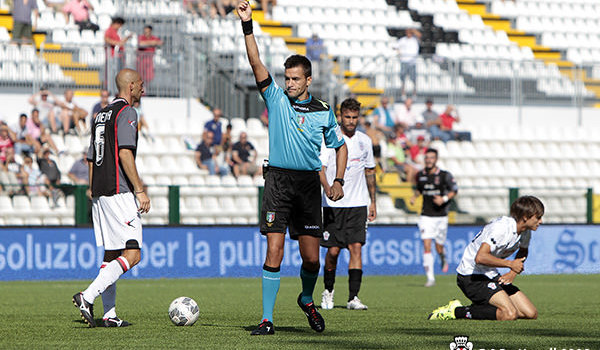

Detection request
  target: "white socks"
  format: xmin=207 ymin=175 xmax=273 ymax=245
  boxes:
xmin=423 ymin=252 xmax=435 ymax=282
xmin=99 ymin=261 xmax=118 ymax=319
xmin=83 ymin=257 xmax=130 ymax=305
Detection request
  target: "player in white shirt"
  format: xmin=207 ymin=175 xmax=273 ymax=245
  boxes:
xmin=428 ymin=196 xmax=544 ymax=321
xmin=319 ymin=98 xmax=377 ymax=311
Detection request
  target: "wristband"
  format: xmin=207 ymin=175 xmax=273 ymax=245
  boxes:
xmin=135 ymin=190 xmax=144 ymax=194
xmin=241 ymin=19 xmax=253 ymax=35
xmin=442 ymin=195 xmax=449 ymax=203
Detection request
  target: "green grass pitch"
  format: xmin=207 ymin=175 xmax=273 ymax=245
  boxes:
xmin=0 ymin=274 xmax=598 ymax=349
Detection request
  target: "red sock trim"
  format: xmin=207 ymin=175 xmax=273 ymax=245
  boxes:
xmin=116 ymin=257 xmax=128 ymax=272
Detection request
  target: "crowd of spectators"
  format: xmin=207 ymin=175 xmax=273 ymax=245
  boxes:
xmin=194 ymin=108 xmax=262 ymax=179
xmin=366 ymin=96 xmax=472 ymax=182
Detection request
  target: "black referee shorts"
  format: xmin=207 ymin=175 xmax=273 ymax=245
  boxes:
xmin=457 ymin=274 xmax=521 ymax=305
xmin=321 ymin=206 xmax=368 ymax=248
xmin=259 ymin=166 xmax=322 ymax=239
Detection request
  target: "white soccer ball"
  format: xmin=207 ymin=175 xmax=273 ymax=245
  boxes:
xmin=168 ymin=296 xmax=199 ymax=326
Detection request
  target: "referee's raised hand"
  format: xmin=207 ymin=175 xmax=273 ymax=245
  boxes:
xmin=237 ymin=0 xmax=252 ymax=21
xmin=135 ymin=191 xmax=151 ymax=214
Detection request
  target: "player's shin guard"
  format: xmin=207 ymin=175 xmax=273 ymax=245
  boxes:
xmin=423 ymin=252 xmax=435 ymax=281
xmin=455 ymin=304 xmax=497 ymax=320
xmin=300 ymin=267 xmax=319 ymax=305
xmin=348 ymin=269 xmax=362 ymax=301
xmin=82 ymin=257 xmax=130 ymax=304
xmin=261 ymin=265 xmax=280 ymax=322
xmin=324 ymin=268 xmax=336 ymax=292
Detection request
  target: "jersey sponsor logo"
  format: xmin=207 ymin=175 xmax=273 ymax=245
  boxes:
xmin=266 ymin=211 xmax=275 ymax=227
xmin=304 ymin=225 xmax=320 ymax=230
xmin=487 ymin=282 xmax=497 ymax=290
xmin=449 ymin=335 xmax=473 ymax=350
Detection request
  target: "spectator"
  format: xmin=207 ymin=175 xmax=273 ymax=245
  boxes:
xmin=433 ymin=105 xmax=472 ymax=142
xmin=305 ymin=33 xmax=326 ymax=62
xmin=37 ymin=149 xmax=61 ymax=188
xmin=59 ymin=89 xmax=88 ymax=134
xmin=1 ymin=147 xmax=27 ymax=195
xmin=37 ymin=148 xmax=63 ymax=205
xmin=194 ymin=131 xmax=226 ymax=176
xmin=204 ymin=108 xmax=223 ymax=146
xmin=422 ymin=98 xmax=443 ymax=140
xmin=370 ymin=96 xmax=396 ymax=138
xmin=91 ymin=89 xmax=110 ymax=120
xmin=0 ymin=124 xmax=15 ymax=163
xmin=104 ymin=17 xmax=132 ymax=73
xmin=137 ymin=25 xmax=163 ymax=84
xmin=394 ymin=97 xmax=418 ymax=129
xmin=62 ymin=0 xmax=99 ymax=31
xmin=385 ymin=126 xmax=417 ymax=182
xmin=67 ymin=150 xmax=89 ymax=185
xmin=394 ymin=28 xmax=421 ymax=99
xmin=422 ymin=98 xmax=438 ymax=127
xmin=364 ymin=121 xmax=384 ymax=170
xmin=407 ymin=116 xmax=430 ymax=144
xmin=221 ymin=123 xmax=233 ymax=150
xmin=409 ymin=135 xmax=428 ymax=169
xmin=29 ymin=87 xmax=61 ymax=134
xmin=11 ymin=0 xmax=38 ymax=45
xmin=261 ymin=0 xmax=277 ymax=19
xmin=22 ymin=154 xmax=50 ymax=198
xmin=44 ymin=0 xmax=65 ymax=11
xmin=231 ymin=132 xmax=259 ymax=177
xmin=132 ymin=100 xmax=152 ymax=141
xmin=26 ymin=109 xmax=60 ymax=154
xmin=260 ymin=108 xmax=269 ymax=127
xmin=11 ymin=113 xmax=36 ymax=155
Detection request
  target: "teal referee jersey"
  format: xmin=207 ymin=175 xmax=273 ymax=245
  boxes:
xmin=262 ymin=77 xmax=344 ymax=171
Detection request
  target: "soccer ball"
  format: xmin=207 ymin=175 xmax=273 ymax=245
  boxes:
xmin=168 ymin=297 xmax=199 ymax=326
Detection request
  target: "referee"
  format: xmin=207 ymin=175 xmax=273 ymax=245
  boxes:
xmin=410 ymin=148 xmax=457 ymax=287
xmin=319 ymin=98 xmax=376 ymax=311
xmin=237 ymin=1 xmax=348 ymax=336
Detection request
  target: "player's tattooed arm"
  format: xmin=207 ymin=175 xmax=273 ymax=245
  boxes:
xmin=366 ymin=168 xmax=377 ymax=221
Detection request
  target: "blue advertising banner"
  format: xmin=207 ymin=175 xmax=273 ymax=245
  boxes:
xmin=0 ymin=225 xmax=598 ymax=281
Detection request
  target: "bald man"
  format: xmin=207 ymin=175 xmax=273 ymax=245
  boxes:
xmin=73 ymin=69 xmax=150 ymax=328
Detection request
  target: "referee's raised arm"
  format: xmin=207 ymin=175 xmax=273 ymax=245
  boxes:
xmin=237 ymin=0 xmax=269 ymax=92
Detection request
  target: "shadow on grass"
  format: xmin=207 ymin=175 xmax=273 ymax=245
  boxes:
xmin=72 ymin=318 xmax=134 ymax=328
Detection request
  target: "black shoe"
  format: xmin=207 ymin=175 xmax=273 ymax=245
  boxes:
xmin=72 ymin=292 xmax=95 ymax=327
xmin=250 ymin=319 xmax=274 ymax=335
xmin=297 ymin=294 xmax=325 ymax=333
xmin=103 ymin=317 xmax=131 ymax=327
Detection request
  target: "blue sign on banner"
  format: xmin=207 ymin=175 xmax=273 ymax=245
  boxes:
xmin=0 ymin=225 xmax=598 ymax=281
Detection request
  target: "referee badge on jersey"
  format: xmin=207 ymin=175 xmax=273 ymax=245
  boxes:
xmin=266 ymin=211 xmax=276 ymax=227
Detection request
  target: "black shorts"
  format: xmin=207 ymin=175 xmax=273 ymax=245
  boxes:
xmin=321 ymin=206 xmax=368 ymax=248
xmin=259 ymin=166 xmax=322 ymax=239
xmin=457 ymin=274 xmax=521 ymax=305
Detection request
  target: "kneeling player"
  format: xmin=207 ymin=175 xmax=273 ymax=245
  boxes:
xmin=428 ymin=195 xmax=543 ymax=321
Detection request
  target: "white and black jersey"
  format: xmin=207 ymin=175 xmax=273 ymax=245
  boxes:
xmin=87 ymin=98 xmax=139 ymax=197
xmin=457 ymin=216 xmax=531 ymax=279
xmin=320 ymin=131 xmax=375 ymax=208
xmin=416 ymin=168 xmax=457 ymax=217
